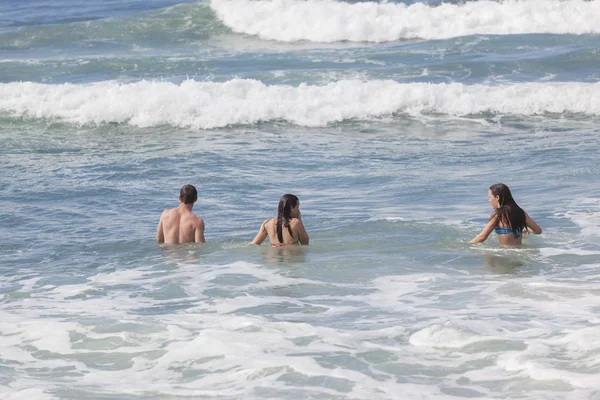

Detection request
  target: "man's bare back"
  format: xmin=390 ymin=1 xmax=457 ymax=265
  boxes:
xmin=157 ymin=185 xmax=205 ymax=244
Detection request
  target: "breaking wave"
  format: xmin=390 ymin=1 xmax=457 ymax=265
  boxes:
xmin=1 ymin=79 xmax=599 ymax=128
xmin=210 ymin=0 xmax=600 ymax=42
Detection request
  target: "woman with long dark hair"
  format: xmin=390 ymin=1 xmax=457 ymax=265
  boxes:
xmin=469 ymin=183 xmax=542 ymax=246
xmin=251 ymin=194 xmax=309 ymax=246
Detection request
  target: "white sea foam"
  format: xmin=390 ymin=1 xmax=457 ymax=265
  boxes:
xmin=564 ymin=198 xmax=600 ymax=237
xmin=2 ymin=259 xmax=600 ymax=399
xmin=539 ymin=247 xmax=600 ymax=257
xmin=2 ymin=389 xmax=59 ymax=400
xmin=1 ymin=79 xmax=599 ymax=129
xmin=209 ymin=0 xmax=600 ymax=42
xmin=409 ymin=324 xmax=484 ymax=349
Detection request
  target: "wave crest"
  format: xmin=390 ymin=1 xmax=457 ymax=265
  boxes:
xmin=210 ymin=0 xmax=600 ymax=42
xmin=1 ymin=79 xmax=599 ymax=128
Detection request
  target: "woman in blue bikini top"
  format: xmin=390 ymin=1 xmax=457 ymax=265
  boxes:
xmin=469 ymin=183 xmax=542 ymax=246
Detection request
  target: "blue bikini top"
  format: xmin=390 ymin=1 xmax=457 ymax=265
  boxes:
xmin=495 ymin=227 xmax=522 ymax=238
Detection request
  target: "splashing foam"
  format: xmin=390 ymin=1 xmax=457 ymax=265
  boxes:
xmin=210 ymin=0 xmax=600 ymax=42
xmin=1 ymin=79 xmax=599 ymax=129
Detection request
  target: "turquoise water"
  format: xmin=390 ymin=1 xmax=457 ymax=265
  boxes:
xmin=1 ymin=1 xmax=600 ymax=399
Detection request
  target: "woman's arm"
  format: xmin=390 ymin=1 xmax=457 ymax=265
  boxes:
xmin=469 ymin=217 xmax=496 ymax=243
xmin=251 ymin=220 xmax=269 ymax=245
xmin=291 ymin=218 xmax=309 ymax=245
xmin=524 ymin=211 xmax=542 ymax=234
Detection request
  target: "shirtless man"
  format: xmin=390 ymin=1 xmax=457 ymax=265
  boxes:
xmin=156 ymin=185 xmax=205 ymax=244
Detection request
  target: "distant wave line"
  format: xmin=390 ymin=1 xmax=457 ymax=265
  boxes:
xmin=209 ymin=0 xmax=600 ymax=42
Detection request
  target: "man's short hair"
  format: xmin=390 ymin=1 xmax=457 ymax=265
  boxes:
xmin=179 ymin=185 xmax=198 ymax=205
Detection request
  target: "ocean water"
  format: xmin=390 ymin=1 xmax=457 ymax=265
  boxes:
xmin=1 ymin=0 xmax=600 ymax=398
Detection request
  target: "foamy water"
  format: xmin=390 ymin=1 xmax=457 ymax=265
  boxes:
xmin=2 ymin=80 xmax=600 ymax=128
xmin=3 ymin=248 xmax=600 ymax=398
xmin=3 ymin=249 xmax=600 ymax=398
xmin=210 ymin=0 xmax=600 ymax=42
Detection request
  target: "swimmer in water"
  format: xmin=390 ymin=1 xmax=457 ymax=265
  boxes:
xmin=251 ymin=194 xmax=309 ymax=247
xmin=156 ymin=184 xmax=205 ymax=244
xmin=469 ymin=183 xmax=541 ymax=246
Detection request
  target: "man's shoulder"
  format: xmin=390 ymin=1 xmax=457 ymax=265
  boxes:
xmin=161 ymin=208 xmax=177 ymax=217
xmin=189 ymin=214 xmax=204 ymax=227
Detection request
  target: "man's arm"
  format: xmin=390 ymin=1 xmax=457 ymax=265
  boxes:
xmin=156 ymin=212 xmax=165 ymax=242
xmin=195 ymin=218 xmax=206 ymax=243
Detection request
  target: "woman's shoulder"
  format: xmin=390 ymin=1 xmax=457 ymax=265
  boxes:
xmin=262 ymin=218 xmax=275 ymax=228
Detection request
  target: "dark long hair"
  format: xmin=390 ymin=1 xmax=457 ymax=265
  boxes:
xmin=277 ymin=194 xmax=298 ymax=243
xmin=489 ymin=183 xmax=527 ymax=232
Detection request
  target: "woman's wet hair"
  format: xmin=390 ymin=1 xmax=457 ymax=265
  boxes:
xmin=489 ymin=183 xmax=527 ymax=232
xmin=277 ymin=194 xmax=299 ymax=243
xmin=179 ymin=184 xmax=198 ymax=205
